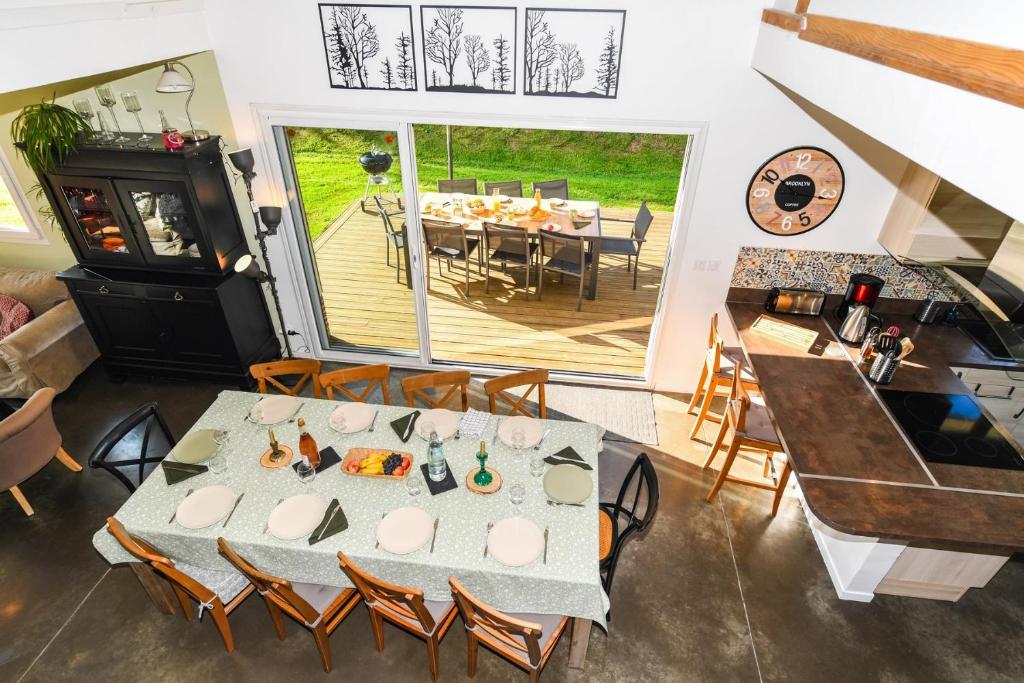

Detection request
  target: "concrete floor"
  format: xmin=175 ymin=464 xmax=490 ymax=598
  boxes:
xmin=3 ymin=363 xmax=1024 ymax=682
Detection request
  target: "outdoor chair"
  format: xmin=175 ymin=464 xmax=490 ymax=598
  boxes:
xmin=437 ymin=178 xmax=478 ymax=195
xmin=483 ymin=180 xmax=524 ymax=197
xmin=482 ymin=222 xmax=537 ymax=300
xmin=538 ymin=231 xmax=594 ymax=312
xmin=422 ymin=218 xmax=482 ymax=295
xmin=374 ymin=196 xmax=408 ymax=284
xmin=532 ymin=179 xmax=569 ymax=200
xmin=600 ymin=201 xmax=654 ymax=289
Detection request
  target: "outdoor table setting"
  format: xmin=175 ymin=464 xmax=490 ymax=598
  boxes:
xmin=92 ymin=389 xmax=608 ymax=665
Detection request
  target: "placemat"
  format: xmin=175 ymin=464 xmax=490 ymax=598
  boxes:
xmin=420 ymin=461 xmax=458 ymax=495
xmin=292 ymin=446 xmax=342 ymax=474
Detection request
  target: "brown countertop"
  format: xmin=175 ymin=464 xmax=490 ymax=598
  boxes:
xmin=725 ymin=289 xmax=1024 ymax=552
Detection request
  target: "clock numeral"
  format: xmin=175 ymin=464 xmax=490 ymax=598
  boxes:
xmin=753 ymin=188 xmax=770 ymax=198
xmin=799 ymin=211 xmax=811 ymax=227
xmin=782 ymin=216 xmax=793 ymax=231
xmin=820 ymin=187 xmax=838 ymax=199
xmin=795 ymin=152 xmax=812 ymax=170
xmin=760 ymin=169 xmax=780 ymax=185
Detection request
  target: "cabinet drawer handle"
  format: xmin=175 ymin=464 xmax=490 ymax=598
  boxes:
xmin=98 ymin=286 xmax=109 ymax=295
xmin=173 ymin=291 xmax=184 ymax=301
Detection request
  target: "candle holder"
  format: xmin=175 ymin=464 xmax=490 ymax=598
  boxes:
xmin=72 ymin=99 xmax=98 ymax=140
xmin=474 ymin=449 xmax=493 ymax=487
xmin=95 ymin=85 xmax=129 ymax=143
xmin=95 ymin=110 xmax=116 ymax=142
xmin=120 ymin=90 xmax=152 ymax=142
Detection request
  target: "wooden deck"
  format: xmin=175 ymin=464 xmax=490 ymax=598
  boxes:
xmin=311 ymin=200 xmax=672 ymax=377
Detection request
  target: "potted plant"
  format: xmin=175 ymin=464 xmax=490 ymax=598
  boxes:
xmin=10 ymin=95 xmax=91 ymax=174
xmin=358 ymin=134 xmax=395 ymax=175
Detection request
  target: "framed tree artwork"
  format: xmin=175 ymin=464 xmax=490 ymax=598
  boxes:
xmin=420 ymin=6 xmax=517 ymax=94
xmin=319 ymin=4 xmax=418 ymax=91
xmin=524 ymin=8 xmax=625 ymax=98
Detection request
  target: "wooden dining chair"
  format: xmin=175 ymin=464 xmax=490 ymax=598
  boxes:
xmin=250 ymin=359 xmax=322 ymax=399
xmin=688 ymin=339 xmax=759 ymax=440
xmin=338 ymin=552 xmax=459 ymax=681
xmin=599 ymin=453 xmax=659 ymax=604
xmin=320 ymin=364 xmax=391 ymax=404
xmin=106 ymin=517 xmax=254 ymax=652
xmin=686 ymin=313 xmax=748 ymax=416
xmin=217 ymin=538 xmax=361 ymax=673
xmin=483 ymin=180 xmax=524 ymax=197
xmin=532 ymin=179 xmax=569 ymax=200
xmin=401 ymin=370 xmax=470 ymax=411
xmin=482 ymin=222 xmax=537 ymax=300
xmin=484 ymin=369 xmax=548 ymax=418
xmin=89 ymin=402 xmax=176 ymax=493
xmin=538 ymin=231 xmax=593 ymax=312
xmin=438 ymin=178 xmax=478 ymax=194
xmin=449 ymin=577 xmax=569 ymax=683
xmin=0 ymin=387 xmax=81 ymax=517
xmin=703 ymin=360 xmax=792 ymax=516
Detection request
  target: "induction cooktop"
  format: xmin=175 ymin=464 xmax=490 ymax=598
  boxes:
xmin=876 ymin=389 xmax=1024 ymax=471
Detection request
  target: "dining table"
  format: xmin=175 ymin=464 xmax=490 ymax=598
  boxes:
xmin=416 ymin=191 xmax=604 ymax=300
xmin=92 ymin=390 xmax=608 ymax=668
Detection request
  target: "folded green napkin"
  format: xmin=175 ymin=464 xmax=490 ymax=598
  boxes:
xmin=162 ymin=460 xmax=208 ymax=485
xmin=543 ymin=456 xmax=593 ymax=471
xmin=390 ymin=411 xmax=420 ymax=443
xmin=309 ymin=499 xmax=348 ymax=545
xmin=551 ymin=446 xmax=584 ymax=462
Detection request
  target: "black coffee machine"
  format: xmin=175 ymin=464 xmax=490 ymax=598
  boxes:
xmin=837 ymin=273 xmax=885 ymax=320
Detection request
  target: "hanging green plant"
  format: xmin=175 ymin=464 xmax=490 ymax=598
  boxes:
xmin=10 ymin=95 xmax=91 ymax=174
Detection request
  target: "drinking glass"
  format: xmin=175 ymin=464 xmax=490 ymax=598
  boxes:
xmin=406 ymin=469 xmax=423 ymax=496
xmin=95 ymin=109 xmax=115 ymax=142
xmin=508 ymin=481 xmax=525 ymax=507
xmin=511 ymin=428 xmax=526 ymax=452
xmin=530 ymin=456 xmax=545 ymax=478
xmin=120 ymin=90 xmax=152 ymax=141
xmin=72 ymin=99 xmax=96 ymax=138
xmin=95 ymin=85 xmax=129 ymax=143
xmin=209 ymin=453 xmax=227 ymax=475
xmin=296 ymin=459 xmax=316 ymax=484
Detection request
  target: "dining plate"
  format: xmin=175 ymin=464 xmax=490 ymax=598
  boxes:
xmin=169 ymin=429 xmax=222 ymax=464
xmin=267 ymin=494 xmax=328 ymax=540
xmin=541 ymin=223 xmax=561 ymax=233
xmin=497 ymin=416 xmax=545 ymax=449
xmin=329 ymin=402 xmax=377 ymax=434
xmin=543 ymin=464 xmax=593 ymax=504
xmin=548 ymin=198 xmax=567 ymax=207
xmin=577 ymin=209 xmax=595 ymax=219
xmin=376 ymin=506 xmax=433 ymax=555
xmin=175 ymin=485 xmax=237 ymax=529
xmin=249 ymin=395 xmax=300 ymax=425
xmin=415 ymin=408 xmax=460 ymax=440
xmin=487 ymin=516 xmax=544 ymax=567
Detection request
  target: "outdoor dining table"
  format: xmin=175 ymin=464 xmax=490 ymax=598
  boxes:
xmin=92 ymin=390 xmax=608 ymax=668
xmin=419 ymin=191 xmax=604 ymax=300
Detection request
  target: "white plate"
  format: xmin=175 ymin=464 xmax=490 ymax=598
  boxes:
xmin=541 ymin=223 xmax=561 ymax=233
xmin=175 ymin=485 xmax=237 ymax=529
xmin=415 ymin=408 xmax=460 ymax=440
xmin=329 ymin=402 xmax=377 ymax=434
xmin=498 ymin=416 xmax=545 ymax=448
xmin=249 ymin=395 xmax=300 ymax=425
xmin=577 ymin=209 xmax=595 ymax=219
xmin=496 ymin=194 xmax=510 ymax=203
xmin=169 ymin=429 xmax=222 ymax=464
xmin=267 ymin=494 xmax=328 ymax=540
xmin=376 ymin=507 xmax=433 ymax=555
xmin=487 ymin=516 xmax=544 ymax=567
xmin=548 ymin=198 xmax=567 ymax=207
xmin=543 ymin=464 xmax=593 ymax=504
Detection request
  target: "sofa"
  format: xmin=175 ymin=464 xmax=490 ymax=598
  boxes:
xmin=0 ymin=267 xmax=98 ymax=398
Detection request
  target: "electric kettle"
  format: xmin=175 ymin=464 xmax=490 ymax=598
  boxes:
xmin=837 ymin=304 xmax=881 ymax=344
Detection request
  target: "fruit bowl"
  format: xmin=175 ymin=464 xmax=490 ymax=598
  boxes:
xmin=341 ymin=447 xmax=414 ymax=479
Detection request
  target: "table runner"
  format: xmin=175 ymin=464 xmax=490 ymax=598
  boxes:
xmin=93 ymin=390 xmax=609 ymax=626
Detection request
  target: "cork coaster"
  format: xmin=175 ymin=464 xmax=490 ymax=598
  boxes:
xmin=260 ymin=445 xmax=293 ymax=469
xmin=466 ymin=467 xmax=502 ymax=494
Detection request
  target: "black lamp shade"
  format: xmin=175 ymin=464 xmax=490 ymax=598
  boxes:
xmin=259 ymin=205 xmax=282 ymax=230
xmin=234 ymin=254 xmax=268 ymax=282
xmin=228 ymin=148 xmax=256 ymax=175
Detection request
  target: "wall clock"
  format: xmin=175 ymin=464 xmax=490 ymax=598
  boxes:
xmin=746 ymin=146 xmax=845 ymax=236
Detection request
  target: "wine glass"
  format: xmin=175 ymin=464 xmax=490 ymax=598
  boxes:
xmin=95 ymin=109 xmax=115 ymax=142
xmin=530 ymin=456 xmax=545 ymax=478
xmin=72 ymin=99 xmax=97 ymax=139
xmin=120 ymin=91 xmax=152 ymax=142
xmin=95 ymin=85 xmax=129 ymax=143
xmin=209 ymin=453 xmax=228 ymax=475
xmin=296 ymin=459 xmax=316 ymax=484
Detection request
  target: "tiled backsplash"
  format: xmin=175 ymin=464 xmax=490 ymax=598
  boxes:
xmin=730 ymin=247 xmax=950 ymax=300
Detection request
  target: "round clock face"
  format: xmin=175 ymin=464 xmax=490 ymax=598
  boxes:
xmin=746 ymin=146 xmax=845 ymax=236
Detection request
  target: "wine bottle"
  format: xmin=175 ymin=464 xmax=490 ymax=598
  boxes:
xmin=296 ymin=417 xmax=320 ymax=468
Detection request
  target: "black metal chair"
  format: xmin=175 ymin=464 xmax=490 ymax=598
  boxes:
xmin=600 ymin=201 xmax=654 ymax=289
xmin=599 ymin=453 xmax=659 ymax=607
xmin=532 ymin=179 xmax=569 ymax=200
xmin=89 ymin=402 xmax=176 ymax=493
xmin=437 ymin=178 xmax=478 ymax=195
xmin=374 ymin=195 xmax=408 ymax=284
xmin=538 ymin=231 xmax=593 ymax=312
xmin=483 ymin=180 xmax=524 ymax=198
xmin=482 ymin=222 xmax=537 ymax=300
xmin=423 ymin=218 xmax=482 ymax=294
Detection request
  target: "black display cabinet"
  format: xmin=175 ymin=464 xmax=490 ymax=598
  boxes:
xmin=40 ymin=134 xmax=280 ymax=385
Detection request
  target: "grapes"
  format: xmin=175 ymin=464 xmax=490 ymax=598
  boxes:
xmin=382 ymin=452 xmax=403 ymax=475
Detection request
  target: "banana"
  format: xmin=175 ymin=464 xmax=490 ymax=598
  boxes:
xmin=360 ymin=463 xmax=384 ymax=475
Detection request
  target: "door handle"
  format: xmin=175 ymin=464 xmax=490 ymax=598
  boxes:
xmin=98 ymin=285 xmax=109 ymax=295
xmin=173 ymin=291 xmax=184 ymax=301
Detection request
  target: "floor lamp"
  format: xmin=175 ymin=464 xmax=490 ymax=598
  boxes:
xmin=227 ymin=147 xmax=293 ymax=358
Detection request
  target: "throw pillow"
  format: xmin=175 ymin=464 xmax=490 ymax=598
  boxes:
xmin=0 ymin=293 xmax=35 ymax=340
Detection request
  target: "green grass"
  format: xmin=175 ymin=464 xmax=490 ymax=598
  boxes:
xmin=288 ymin=125 xmax=687 ymax=239
xmin=0 ymin=187 xmax=27 ymax=228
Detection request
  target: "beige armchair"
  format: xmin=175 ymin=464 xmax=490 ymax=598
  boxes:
xmin=1 ymin=387 xmax=81 ymax=516
xmin=0 ymin=268 xmax=98 ymax=398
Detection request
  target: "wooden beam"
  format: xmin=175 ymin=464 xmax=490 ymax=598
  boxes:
xmin=798 ymin=14 xmax=1024 ymax=109
xmin=761 ymin=8 xmax=804 ymax=33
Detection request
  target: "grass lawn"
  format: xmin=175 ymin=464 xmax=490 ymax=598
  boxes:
xmin=288 ymin=125 xmax=687 ymax=240
xmin=0 ymin=190 xmax=26 ymax=228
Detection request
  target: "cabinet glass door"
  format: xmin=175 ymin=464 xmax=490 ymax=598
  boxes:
xmin=50 ymin=175 xmax=141 ymax=265
xmin=115 ymin=179 xmax=210 ymax=268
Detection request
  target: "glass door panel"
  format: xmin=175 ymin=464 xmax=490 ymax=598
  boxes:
xmin=275 ymin=125 xmax=421 ymax=356
xmin=49 ymin=175 xmax=141 ymax=265
xmin=114 ymin=179 xmax=209 ymax=268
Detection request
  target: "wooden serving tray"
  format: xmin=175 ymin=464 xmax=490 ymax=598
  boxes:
xmin=341 ymin=447 xmax=415 ymax=480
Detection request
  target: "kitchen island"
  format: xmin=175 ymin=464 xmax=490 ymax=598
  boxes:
xmin=725 ymin=288 xmax=1024 ymax=602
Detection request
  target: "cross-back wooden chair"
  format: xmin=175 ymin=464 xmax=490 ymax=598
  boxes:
xmin=687 ymin=339 xmax=759 ymax=440
xmin=217 ymin=538 xmax=361 ymax=673
xmin=401 ymin=370 xmax=470 ymax=411
xmin=106 ymin=517 xmax=254 ymax=652
xmin=703 ymin=360 xmax=791 ymax=516
xmin=320 ymin=364 xmax=391 ymax=404
xmin=484 ymin=369 xmax=548 ymax=418
xmin=249 ymin=359 xmax=322 ymax=399
xmin=338 ymin=552 xmax=459 ymax=681
xmin=449 ymin=577 xmax=569 ymax=683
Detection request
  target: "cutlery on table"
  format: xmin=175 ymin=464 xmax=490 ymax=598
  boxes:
xmin=547 ymin=499 xmax=584 ymax=508
xmin=491 ymin=419 xmax=504 ymax=446
xmin=222 ymin=492 xmax=245 ymax=528
xmin=454 ymin=429 xmax=461 ymax=440
xmin=263 ymin=498 xmax=283 ymax=534
xmin=168 ymin=488 xmax=194 ymax=524
xmin=368 ymin=411 xmax=379 ymax=432
xmin=483 ymin=521 xmax=494 ymax=557
xmin=374 ymin=511 xmax=386 ymax=549
xmin=401 ymin=414 xmax=417 ymax=442
xmin=534 ymin=429 xmax=551 ymax=451
xmin=315 ymin=504 xmax=340 ymax=543
xmin=429 ymin=518 xmax=439 ymax=553
xmin=543 ymin=527 xmax=549 ymax=564
xmin=287 ymin=402 xmax=305 ymax=423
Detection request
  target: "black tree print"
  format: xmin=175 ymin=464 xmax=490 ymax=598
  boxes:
xmin=421 ymin=6 xmax=515 ymax=94
xmin=464 ymin=34 xmax=490 ymax=87
xmin=424 ymin=8 xmax=463 ymax=86
xmin=335 ymin=6 xmax=378 ymax=88
xmin=394 ymin=31 xmax=415 ymax=89
xmin=524 ymin=10 xmax=556 ymax=93
xmin=595 ymin=25 xmax=619 ymax=97
xmin=523 ymin=9 xmax=624 ymax=98
xmin=556 ymin=42 xmax=584 ymax=93
xmin=492 ymin=33 xmax=511 ymax=92
xmin=379 ymin=57 xmax=394 ymax=89
xmin=320 ymin=5 xmax=416 ymax=91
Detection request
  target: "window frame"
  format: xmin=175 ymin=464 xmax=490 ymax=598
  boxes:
xmin=0 ymin=145 xmax=49 ymax=245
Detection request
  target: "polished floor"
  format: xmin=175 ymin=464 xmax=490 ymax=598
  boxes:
xmin=3 ymin=364 xmax=1024 ymax=682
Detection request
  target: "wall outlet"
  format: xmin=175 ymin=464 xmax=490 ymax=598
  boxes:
xmin=693 ymin=259 xmax=707 ymax=271
xmin=707 ymin=260 xmax=721 ymax=272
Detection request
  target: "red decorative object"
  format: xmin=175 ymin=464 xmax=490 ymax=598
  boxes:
xmin=383 ymin=134 xmax=395 ymax=145
xmin=0 ymin=293 xmax=34 ymax=340
xmin=162 ymin=128 xmax=185 ymax=151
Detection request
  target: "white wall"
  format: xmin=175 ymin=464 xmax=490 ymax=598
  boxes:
xmin=202 ymin=0 xmax=907 ymax=392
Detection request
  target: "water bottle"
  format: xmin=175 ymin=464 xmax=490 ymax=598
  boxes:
xmin=427 ymin=431 xmax=447 ymax=482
